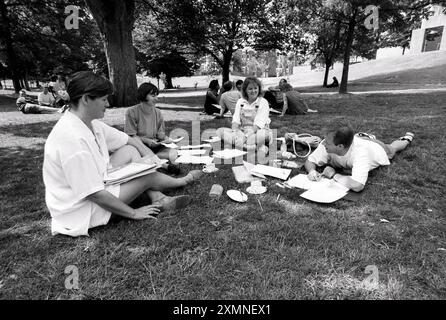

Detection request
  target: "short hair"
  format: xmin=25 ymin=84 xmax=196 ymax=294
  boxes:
xmin=235 ymin=80 xmax=243 ymax=87
xmin=332 ymin=126 xmax=354 ymax=148
xmin=208 ymin=79 xmax=219 ymax=90
xmin=222 ymin=81 xmax=233 ymax=92
xmin=280 ymin=83 xmax=293 ymax=92
xmin=67 ymin=71 xmax=113 ymax=107
xmin=241 ymin=77 xmax=263 ymax=100
xmin=137 ymin=82 xmax=159 ymax=102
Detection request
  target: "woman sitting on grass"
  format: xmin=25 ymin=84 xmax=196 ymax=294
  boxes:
xmin=279 ymin=83 xmax=318 ymax=116
xmin=124 ymin=83 xmax=180 ymax=174
xmin=203 ymin=79 xmax=221 ymax=115
xmin=43 ymin=71 xmax=202 ymax=237
xmin=216 ymin=77 xmax=272 ymax=157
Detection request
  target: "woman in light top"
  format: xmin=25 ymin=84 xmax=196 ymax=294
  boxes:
xmin=43 ymin=71 xmax=201 ymax=237
xmin=216 ymin=77 xmax=272 ymax=154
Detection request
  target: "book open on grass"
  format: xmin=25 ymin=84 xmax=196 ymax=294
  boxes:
xmin=243 ymin=161 xmax=266 ymax=179
xmin=104 ymin=162 xmax=158 ymax=186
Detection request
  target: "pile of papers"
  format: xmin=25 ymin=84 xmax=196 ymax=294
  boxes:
xmin=175 ymin=155 xmax=214 ymax=165
xmin=104 ymin=162 xmax=158 ymax=186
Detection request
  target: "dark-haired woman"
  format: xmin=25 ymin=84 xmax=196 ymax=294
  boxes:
xmin=203 ymin=79 xmax=220 ymax=115
xmin=125 ymin=82 xmax=176 ymax=162
xmin=43 ymin=72 xmax=201 ymax=237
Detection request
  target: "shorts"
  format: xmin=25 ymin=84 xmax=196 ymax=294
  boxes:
xmin=359 ymin=137 xmax=396 ymax=160
xmin=89 ymin=184 xmax=120 ymax=228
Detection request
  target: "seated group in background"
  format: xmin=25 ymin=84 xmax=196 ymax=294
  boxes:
xmin=43 ymin=71 xmax=202 ymax=237
xmin=216 ymin=77 xmax=272 ymax=159
xmin=304 ymin=126 xmax=414 ymax=192
xmin=265 ymin=79 xmax=317 ymax=115
xmin=16 ymin=90 xmax=59 ymax=114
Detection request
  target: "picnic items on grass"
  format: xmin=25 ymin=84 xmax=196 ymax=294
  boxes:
xmin=284 ymin=133 xmax=322 ymax=158
xmin=227 ymin=190 xmax=248 ymax=203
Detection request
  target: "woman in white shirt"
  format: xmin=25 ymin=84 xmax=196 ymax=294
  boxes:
xmin=216 ymin=77 xmax=272 ymax=154
xmin=43 ymin=71 xmax=201 ymax=237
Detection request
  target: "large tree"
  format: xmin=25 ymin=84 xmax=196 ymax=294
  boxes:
xmin=151 ymin=0 xmax=270 ymax=83
xmin=84 ymin=0 xmax=138 ymax=107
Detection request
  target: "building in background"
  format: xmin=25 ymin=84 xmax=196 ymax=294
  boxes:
xmin=410 ymin=5 xmax=446 ymax=54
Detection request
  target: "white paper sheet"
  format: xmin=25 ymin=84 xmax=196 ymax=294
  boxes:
xmin=169 ymin=137 xmax=184 ymax=143
xmin=243 ymin=161 xmax=266 ymax=179
xmin=178 ymin=149 xmax=207 ymax=156
xmin=180 ymin=144 xmax=212 ymax=150
xmin=212 ymin=149 xmax=247 ymax=159
xmin=299 ymin=181 xmax=349 ymax=203
xmin=175 ymin=155 xmax=214 ymax=165
xmin=232 ymin=165 xmax=264 ymax=183
xmin=251 ymin=164 xmax=291 ymax=180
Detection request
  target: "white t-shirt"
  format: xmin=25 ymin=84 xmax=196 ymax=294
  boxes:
xmin=232 ymin=97 xmax=271 ymax=130
xmin=43 ymin=111 xmax=128 ymax=237
xmin=308 ymin=136 xmax=390 ymax=185
xmin=38 ymin=92 xmax=55 ymax=105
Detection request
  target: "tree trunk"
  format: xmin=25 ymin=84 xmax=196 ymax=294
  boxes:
xmin=323 ymin=60 xmax=331 ymax=87
xmin=165 ymin=74 xmax=173 ymax=89
xmin=402 ymin=46 xmax=406 ymax=55
xmin=221 ymin=51 xmax=232 ymax=84
xmin=0 ymin=0 xmax=21 ymax=93
xmin=24 ymin=73 xmax=30 ymax=91
xmin=85 ymin=0 xmax=138 ymax=108
xmin=339 ymin=7 xmax=358 ymax=94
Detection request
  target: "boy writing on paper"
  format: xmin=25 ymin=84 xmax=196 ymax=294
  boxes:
xmin=304 ymin=126 xmax=414 ymax=192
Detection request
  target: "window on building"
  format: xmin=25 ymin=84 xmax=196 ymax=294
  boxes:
xmin=422 ymin=26 xmax=444 ymax=52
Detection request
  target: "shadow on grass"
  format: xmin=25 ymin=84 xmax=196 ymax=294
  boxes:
xmin=0 ymin=120 xmax=57 ymax=139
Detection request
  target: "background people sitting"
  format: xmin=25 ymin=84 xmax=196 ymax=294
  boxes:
xmin=16 ymin=90 xmax=59 ymax=114
xmin=279 ymin=83 xmax=318 ymax=116
xmin=203 ymin=79 xmax=221 ymax=115
xmin=38 ymin=86 xmax=55 ymax=106
xmin=264 ymin=78 xmax=288 ymax=111
xmin=326 ymin=76 xmax=339 ymax=88
xmin=304 ymin=126 xmax=414 ymax=192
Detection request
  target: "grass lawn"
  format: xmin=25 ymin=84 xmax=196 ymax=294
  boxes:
xmin=0 ymin=91 xmax=445 ymax=300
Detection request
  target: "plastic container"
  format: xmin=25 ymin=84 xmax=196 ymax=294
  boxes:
xmin=209 ymin=184 xmax=223 ymax=197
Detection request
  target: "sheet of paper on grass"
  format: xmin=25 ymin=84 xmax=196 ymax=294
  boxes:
xmin=269 ymin=108 xmax=281 ymax=114
xmin=299 ymin=180 xmax=349 ymax=203
xmin=213 ymin=149 xmax=247 ymax=159
xmin=178 ymin=149 xmax=207 ymax=156
xmin=232 ymin=165 xmax=264 ymax=183
xmin=105 ymin=162 xmax=158 ymax=185
xmin=175 ymin=155 xmax=214 ymax=165
xmin=168 ymin=137 xmax=184 ymax=143
xmin=180 ymin=144 xmax=212 ymax=150
xmin=243 ymin=161 xmax=266 ymax=179
xmin=251 ymin=164 xmax=291 ymax=180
